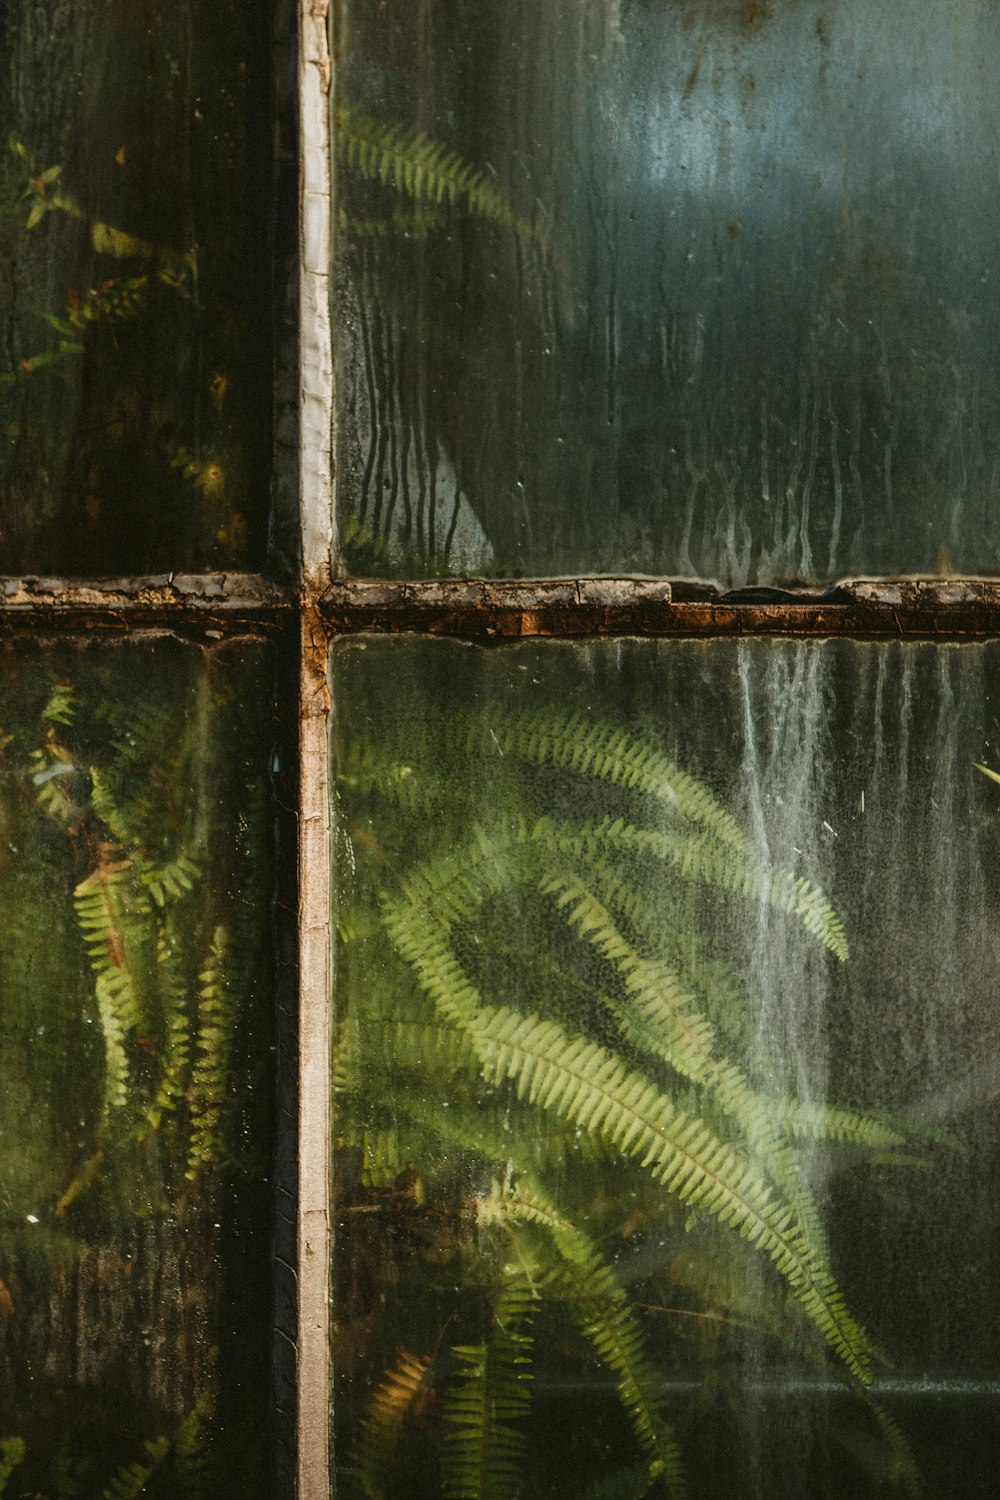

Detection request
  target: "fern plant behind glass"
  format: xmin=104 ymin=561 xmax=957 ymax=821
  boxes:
xmin=332 ymin=100 xmax=545 ymax=576
xmin=333 ymin=655 xmax=925 ymax=1500
xmin=0 ymin=645 xmax=272 ymax=1498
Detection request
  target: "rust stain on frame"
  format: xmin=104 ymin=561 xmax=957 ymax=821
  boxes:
xmin=319 ymin=578 xmax=1000 ymax=641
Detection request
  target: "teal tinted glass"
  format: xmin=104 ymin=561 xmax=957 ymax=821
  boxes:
xmin=334 ymin=0 xmax=1000 ymax=584
xmin=0 ymin=2 xmax=271 ymax=575
xmin=331 ymin=635 xmax=1000 ymax=1497
xmin=0 ymin=637 xmax=275 ymax=1497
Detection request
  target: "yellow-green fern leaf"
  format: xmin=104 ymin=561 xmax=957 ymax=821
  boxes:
xmin=336 ymin=104 xmax=535 ymax=244
xmin=146 ymin=927 xmax=192 ymax=1131
xmin=481 ymin=713 xmax=752 ymax=856
xmin=186 ymin=926 xmax=236 ymax=1179
xmin=356 ymin=1348 xmax=435 ymax=1500
xmin=74 ymin=850 xmax=147 ymax=1114
xmin=101 ymin=1436 xmax=170 ymax=1500
xmin=443 ymin=1260 xmax=536 ymax=1500
xmin=482 ymin=1178 xmax=684 ymax=1499
xmin=386 ymin=895 xmax=873 ymax=1384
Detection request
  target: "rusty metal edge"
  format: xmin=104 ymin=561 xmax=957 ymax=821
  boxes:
xmin=0 ymin=573 xmax=294 ymax=633
xmin=9 ymin=574 xmax=1000 ymax=640
xmin=318 ymin=577 xmax=1000 ymax=640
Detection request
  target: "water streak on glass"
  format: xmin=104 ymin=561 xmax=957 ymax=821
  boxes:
xmin=334 ymin=0 xmax=1000 ymax=584
xmin=0 ymin=1 xmax=271 ymax=575
xmin=0 ymin=638 xmax=274 ymax=1497
xmin=331 ymin=635 xmax=1000 ymax=1497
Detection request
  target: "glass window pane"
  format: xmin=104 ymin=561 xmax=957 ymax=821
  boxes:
xmin=0 ymin=637 xmax=276 ymax=1496
xmin=0 ymin=2 xmax=272 ymax=574
xmin=334 ymin=0 xmax=1000 ymax=585
xmin=331 ymin=635 xmax=1000 ymax=1497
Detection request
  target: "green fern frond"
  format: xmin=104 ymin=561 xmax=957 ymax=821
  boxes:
xmin=480 ymin=713 xmax=753 ymax=856
xmin=336 ymin=105 xmax=534 ymax=243
xmin=862 ymin=1393 xmax=923 ymax=1500
xmin=0 ymin=1437 xmax=26 ymax=1495
xmin=540 ymin=866 xmax=833 ymax=1258
xmin=41 ymin=680 xmax=76 ymax=727
xmin=10 ymin=136 xmax=194 ymax=279
xmin=337 ymin=747 xmax=445 ymax=820
xmin=29 ymin=742 xmax=80 ymax=822
xmin=776 ymin=1100 xmax=907 ymax=1151
xmin=356 ymin=1348 xmax=435 ymax=1499
xmin=582 ymin=816 xmax=848 ymax=961
xmin=479 ymin=1003 xmax=871 ymax=1380
xmin=332 ymin=1020 xmax=354 ymax=1098
xmin=670 ymin=1245 xmax=921 ymax=1497
xmin=528 ymin=810 xmax=845 ymax=963
xmin=540 ymin=850 xmax=903 ymax=1235
xmin=391 ymin=1080 xmax=603 ymax=1187
xmin=347 ymin=203 xmax=451 ymax=240
xmin=481 ymin=1177 xmax=684 ymax=1498
xmin=333 ymin=701 xmax=932 ymax=1491
xmin=174 ymin=1361 xmax=218 ymax=1500
xmin=101 ymin=1436 xmax=170 ymax=1500
xmin=357 ymin=1124 xmax=409 ymax=1188
xmin=107 ymin=696 xmax=185 ymax=775
xmin=88 ymin=767 xmax=134 ymax=847
xmin=443 ymin=1259 xmax=535 ymax=1500
xmin=356 ymin=1017 xmax=479 ymax=1087
xmin=186 ymin=926 xmax=236 ymax=1179
xmin=140 ymin=853 xmax=200 ymax=909
xmin=2 ymin=276 xmax=154 ymax=387
xmin=385 ymin=818 xmax=842 ymax=1270
xmin=74 ymin=850 xmax=147 ymax=1114
xmin=386 ymin=892 xmax=873 ymax=1384
xmin=146 ymin=927 xmax=192 ymax=1131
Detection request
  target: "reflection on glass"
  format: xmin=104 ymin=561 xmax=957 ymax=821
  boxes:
xmin=334 ymin=0 xmax=1000 ymax=584
xmin=0 ymin=638 xmax=274 ymax=1496
xmin=331 ymin=636 xmax=1000 ymax=1498
xmin=0 ymin=1 xmax=271 ymax=574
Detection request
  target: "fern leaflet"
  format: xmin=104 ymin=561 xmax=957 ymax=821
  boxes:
xmin=336 ymin=105 xmax=534 ymax=244
xmin=443 ymin=1259 xmax=535 ymax=1500
xmin=101 ymin=1435 xmax=169 ymax=1500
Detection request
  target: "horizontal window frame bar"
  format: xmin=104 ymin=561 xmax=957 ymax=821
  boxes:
xmin=0 ymin=573 xmax=295 ymax=634
xmin=9 ymin=575 xmax=1000 ymax=640
xmin=320 ymin=576 xmax=1000 ymax=640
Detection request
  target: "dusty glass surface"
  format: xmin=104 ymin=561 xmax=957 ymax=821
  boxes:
xmin=334 ymin=0 xmax=1000 ymax=585
xmin=0 ymin=1 xmax=271 ymax=575
xmin=0 ymin=637 xmax=275 ymax=1497
xmin=331 ymin=635 xmax=1000 ymax=1498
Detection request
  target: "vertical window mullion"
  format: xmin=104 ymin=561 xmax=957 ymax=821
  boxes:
xmin=300 ymin=0 xmax=336 ymax=592
xmin=296 ymin=607 xmax=334 ymax=1500
xmin=297 ymin=6 xmax=336 ymax=1494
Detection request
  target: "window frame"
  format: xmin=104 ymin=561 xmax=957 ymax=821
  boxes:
xmin=5 ymin=4 xmax=1000 ymax=1497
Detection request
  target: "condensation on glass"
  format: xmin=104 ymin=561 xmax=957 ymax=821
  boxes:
xmin=333 ymin=0 xmax=1000 ymax=585
xmin=330 ymin=635 xmax=1000 ymax=1499
xmin=0 ymin=637 xmax=275 ymax=1497
xmin=0 ymin=1 xmax=272 ymax=575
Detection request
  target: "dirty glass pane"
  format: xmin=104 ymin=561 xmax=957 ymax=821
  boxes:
xmin=331 ymin=635 xmax=1000 ymax=1498
xmin=0 ymin=2 xmax=271 ymax=575
xmin=0 ymin=637 xmax=275 ymax=1497
xmin=335 ymin=0 xmax=1000 ymax=585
